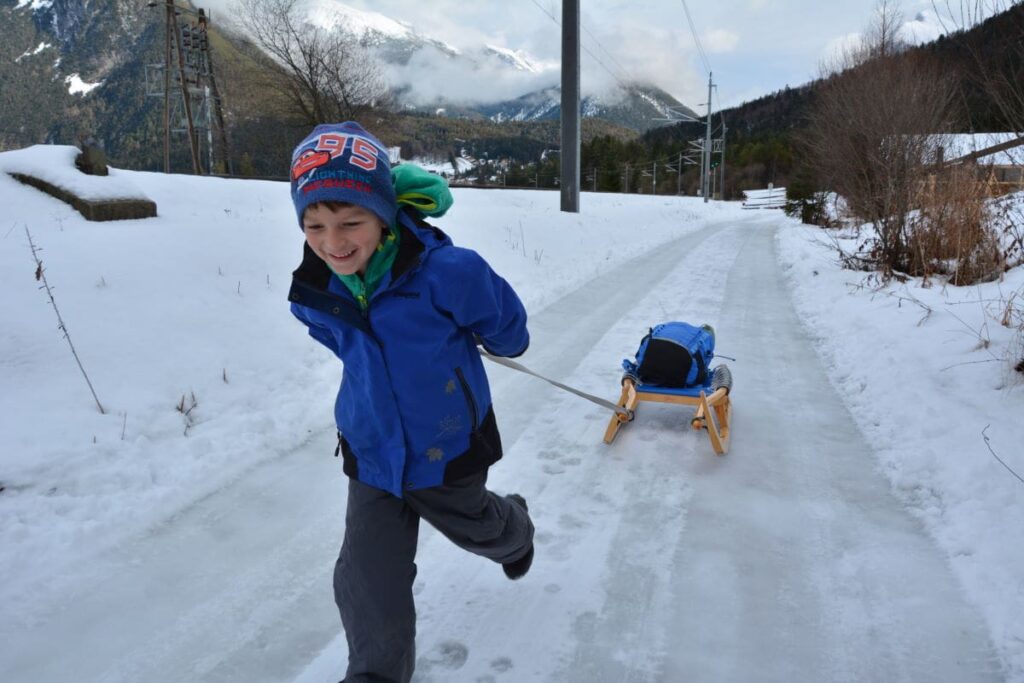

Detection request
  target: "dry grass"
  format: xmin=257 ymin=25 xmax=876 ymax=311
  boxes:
xmin=908 ymin=165 xmax=1004 ymax=285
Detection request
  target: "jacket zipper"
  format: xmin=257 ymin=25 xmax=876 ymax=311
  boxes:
xmin=454 ymin=367 xmax=478 ymax=430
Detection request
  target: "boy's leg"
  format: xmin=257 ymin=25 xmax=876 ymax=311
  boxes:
xmin=336 ymin=479 xmax=420 ymax=683
xmin=405 ymin=470 xmax=534 ymax=566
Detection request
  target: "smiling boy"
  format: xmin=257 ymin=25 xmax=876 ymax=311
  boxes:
xmin=287 ymin=122 xmax=535 ymax=683
xmin=301 ymin=203 xmax=383 ymax=275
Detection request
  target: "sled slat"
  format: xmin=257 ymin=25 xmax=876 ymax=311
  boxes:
xmin=605 ymin=379 xmax=732 ymax=455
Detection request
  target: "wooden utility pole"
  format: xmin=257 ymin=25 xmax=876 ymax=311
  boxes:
xmin=560 ymin=0 xmax=580 ymax=212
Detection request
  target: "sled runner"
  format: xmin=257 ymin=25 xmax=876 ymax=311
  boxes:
xmin=603 ymin=322 xmax=733 ymax=455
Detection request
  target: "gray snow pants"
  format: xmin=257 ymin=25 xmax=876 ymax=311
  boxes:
xmin=335 ymin=469 xmax=534 ymax=683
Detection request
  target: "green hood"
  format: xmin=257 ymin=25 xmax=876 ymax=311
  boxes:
xmin=333 ymin=164 xmax=452 ymax=309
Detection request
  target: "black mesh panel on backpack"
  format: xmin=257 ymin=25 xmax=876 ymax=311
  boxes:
xmin=637 ymin=339 xmax=694 ymax=388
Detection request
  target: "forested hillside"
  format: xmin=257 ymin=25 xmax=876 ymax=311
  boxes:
xmin=580 ymin=3 xmax=1024 ymax=200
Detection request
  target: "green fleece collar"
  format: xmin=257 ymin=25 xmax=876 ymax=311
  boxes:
xmin=330 ymin=164 xmax=450 ymax=310
xmin=334 ymin=226 xmax=400 ymax=310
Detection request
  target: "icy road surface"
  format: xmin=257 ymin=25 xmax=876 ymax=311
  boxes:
xmin=2 ymin=217 xmax=1000 ymax=682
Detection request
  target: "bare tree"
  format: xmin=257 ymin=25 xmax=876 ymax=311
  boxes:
xmin=235 ymin=0 xmax=390 ymax=125
xmin=803 ymin=0 xmax=962 ymax=275
xmin=863 ymin=0 xmax=907 ymax=59
xmin=933 ymin=1 xmax=1024 ymax=152
xmin=929 ymin=1 xmax=1024 ymax=260
xmin=930 ymin=2 xmax=1018 ymax=120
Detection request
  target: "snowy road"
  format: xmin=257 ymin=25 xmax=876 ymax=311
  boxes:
xmin=3 ymin=216 xmax=1001 ymax=682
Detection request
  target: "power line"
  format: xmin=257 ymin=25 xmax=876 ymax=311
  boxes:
xmin=528 ymin=0 xmax=634 ymax=91
xmin=713 ymin=89 xmax=727 ymax=121
xmin=679 ymin=0 xmax=710 ymax=74
xmin=580 ymin=22 xmax=634 ymax=84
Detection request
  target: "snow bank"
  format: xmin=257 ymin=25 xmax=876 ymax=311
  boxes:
xmin=777 ymin=220 xmax=1024 ymax=678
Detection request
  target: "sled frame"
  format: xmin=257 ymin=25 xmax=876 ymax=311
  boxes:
xmin=603 ymin=377 xmax=732 ymax=455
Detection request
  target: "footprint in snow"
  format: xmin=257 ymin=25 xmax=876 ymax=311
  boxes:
xmin=563 ymin=457 xmax=581 ymax=466
xmin=558 ymin=513 xmax=587 ymax=530
xmin=534 ymin=531 xmax=555 ymax=545
xmin=490 ymin=657 xmax=514 ymax=673
xmin=548 ymin=543 xmax=572 ymax=561
xmin=544 ymin=583 xmax=562 ymax=594
xmin=417 ymin=640 xmax=468 ymax=672
xmin=537 ymin=450 xmax=560 ymax=461
xmin=542 ymin=464 xmax=565 ymax=475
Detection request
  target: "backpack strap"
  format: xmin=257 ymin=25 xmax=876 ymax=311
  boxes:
xmin=693 ymin=351 xmax=709 ymax=386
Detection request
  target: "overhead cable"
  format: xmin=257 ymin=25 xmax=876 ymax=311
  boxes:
xmin=679 ymin=0 xmax=711 ymax=74
xmin=528 ymin=0 xmax=635 ymax=91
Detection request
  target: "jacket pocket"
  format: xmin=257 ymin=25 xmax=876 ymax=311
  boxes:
xmin=454 ymin=367 xmax=479 ymax=430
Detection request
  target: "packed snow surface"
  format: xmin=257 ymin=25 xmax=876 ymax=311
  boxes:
xmin=1 ymin=146 xmax=1022 ymax=682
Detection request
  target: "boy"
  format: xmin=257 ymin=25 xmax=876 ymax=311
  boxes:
xmin=287 ymin=122 xmax=535 ymax=683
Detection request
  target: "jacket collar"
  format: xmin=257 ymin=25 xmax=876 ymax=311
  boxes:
xmin=291 ymin=207 xmax=450 ymax=295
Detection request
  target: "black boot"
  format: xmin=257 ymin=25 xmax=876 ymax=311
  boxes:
xmin=503 ymin=494 xmax=534 ymax=580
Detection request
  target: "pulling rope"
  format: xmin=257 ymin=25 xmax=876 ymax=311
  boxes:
xmin=478 ymin=349 xmax=633 ymax=418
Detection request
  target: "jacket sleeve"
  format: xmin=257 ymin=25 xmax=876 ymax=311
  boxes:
xmin=433 ymin=248 xmax=529 ymax=358
xmin=291 ymin=302 xmax=342 ymax=358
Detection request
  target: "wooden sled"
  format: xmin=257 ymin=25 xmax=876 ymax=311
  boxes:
xmin=603 ymin=370 xmax=733 ymax=455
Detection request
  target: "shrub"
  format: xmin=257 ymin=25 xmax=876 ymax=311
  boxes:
xmin=908 ymin=165 xmax=1004 ymax=285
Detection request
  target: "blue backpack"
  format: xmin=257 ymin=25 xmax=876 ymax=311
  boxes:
xmin=627 ymin=322 xmax=715 ymax=388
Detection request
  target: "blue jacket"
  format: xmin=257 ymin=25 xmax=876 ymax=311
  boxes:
xmin=288 ymin=209 xmax=529 ymax=497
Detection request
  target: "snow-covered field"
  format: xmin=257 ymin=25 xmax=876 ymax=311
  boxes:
xmin=1 ymin=147 xmax=1022 ymax=681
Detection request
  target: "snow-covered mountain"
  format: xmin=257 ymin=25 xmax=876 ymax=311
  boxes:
xmin=1 ymin=0 xmax=155 ymax=152
xmin=296 ymin=0 xmax=693 ymax=131
xmin=474 ymin=83 xmax=697 ymax=130
xmin=303 ymin=0 xmax=461 ymax=62
xmin=483 ymin=44 xmax=543 ymax=73
xmin=0 ymin=0 xmax=688 ymax=168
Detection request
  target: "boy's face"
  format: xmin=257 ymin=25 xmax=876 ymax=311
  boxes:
xmin=302 ymin=204 xmax=385 ymax=276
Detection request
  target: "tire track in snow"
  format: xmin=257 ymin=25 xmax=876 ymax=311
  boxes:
xmin=401 ymin=221 xmax=750 ymax=682
xmin=658 ymin=221 xmax=1001 ymax=682
xmin=0 ymin=219 xmax=737 ymax=683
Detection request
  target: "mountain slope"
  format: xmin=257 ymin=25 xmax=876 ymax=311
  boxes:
xmin=0 ymin=0 xmax=684 ymax=170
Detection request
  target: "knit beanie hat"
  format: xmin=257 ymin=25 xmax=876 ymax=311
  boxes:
xmin=290 ymin=122 xmax=396 ymax=228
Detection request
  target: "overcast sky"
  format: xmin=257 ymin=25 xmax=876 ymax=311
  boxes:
xmin=332 ymin=0 xmax=975 ymax=109
xmin=211 ymin=0 xmax=1001 ymax=110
